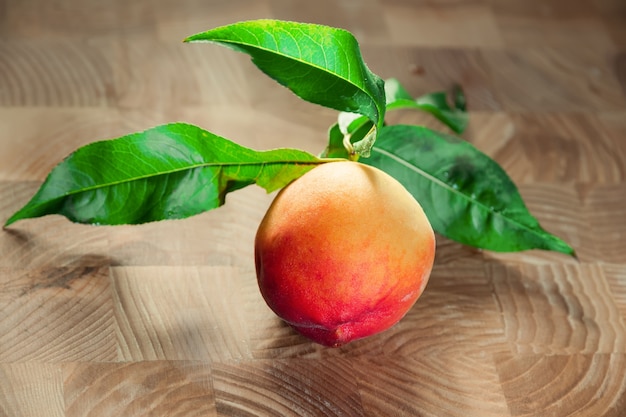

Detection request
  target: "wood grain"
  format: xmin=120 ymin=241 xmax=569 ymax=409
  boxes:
xmin=495 ymin=353 xmax=626 ymax=417
xmin=482 ymin=46 xmax=626 ymax=112
xmin=490 ymin=262 xmax=626 ymax=355
xmin=0 ymin=40 xmax=115 ymax=106
xmin=0 ymin=262 xmax=116 ymax=362
xmin=1 ymin=0 xmax=625 ymax=416
xmin=382 ymin=3 xmax=505 ymax=48
xmin=64 ymin=362 xmax=215 ymax=417
xmin=0 ymin=363 xmax=64 ymax=417
xmin=603 ymin=263 xmax=626 ymax=322
xmin=155 ymin=0 xmax=274 ymax=43
xmin=112 ymin=266 xmax=251 ymax=361
xmin=584 ymin=185 xmax=626 ymax=263
xmin=379 ymin=262 xmax=509 ymax=358
xmin=362 ymin=46 xmax=504 ymax=111
xmin=212 ymin=359 xmax=364 ymax=417
xmin=269 ymin=0 xmax=389 ymax=45
xmin=354 ymin=356 xmax=510 ymax=417
xmin=499 ymin=113 xmax=625 ymax=184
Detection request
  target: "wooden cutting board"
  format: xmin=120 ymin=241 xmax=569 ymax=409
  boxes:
xmin=1 ymin=1 xmax=625 ymax=416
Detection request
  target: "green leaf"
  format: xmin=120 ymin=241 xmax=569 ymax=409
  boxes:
xmin=333 ymin=111 xmax=377 ymax=158
xmin=321 ymin=121 xmax=374 ymax=159
xmin=452 ymin=83 xmax=467 ymax=112
xmin=321 ymin=123 xmax=350 ymax=159
xmin=5 ymin=123 xmax=330 ymax=227
xmin=383 ymin=77 xmax=414 ymax=102
xmin=362 ymin=125 xmax=575 ymax=255
xmin=185 ymin=19 xmax=386 ymax=129
xmin=323 ymin=78 xmax=469 ymax=159
xmin=385 ymin=78 xmax=469 ymax=134
xmin=351 ymin=124 xmax=378 ymax=158
xmin=337 ymin=111 xmax=365 ymax=135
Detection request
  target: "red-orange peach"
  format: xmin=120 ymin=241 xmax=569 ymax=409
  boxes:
xmin=254 ymin=161 xmax=435 ymax=347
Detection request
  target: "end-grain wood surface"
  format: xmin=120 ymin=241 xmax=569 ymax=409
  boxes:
xmin=1 ymin=1 xmax=625 ymax=416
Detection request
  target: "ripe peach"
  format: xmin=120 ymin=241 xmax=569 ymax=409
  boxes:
xmin=254 ymin=161 xmax=435 ymax=347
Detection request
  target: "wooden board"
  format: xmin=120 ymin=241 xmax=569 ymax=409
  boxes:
xmin=1 ymin=0 xmax=625 ymax=415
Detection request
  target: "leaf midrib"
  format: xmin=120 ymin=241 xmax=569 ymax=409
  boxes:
xmin=47 ymin=159 xmax=326 ymax=198
xmin=196 ymin=36 xmax=377 ymax=109
xmin=372 ymin=146 xmax=540 ymax=238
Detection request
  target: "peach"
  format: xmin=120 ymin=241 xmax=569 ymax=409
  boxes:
xmin=254 ymin=161 xmax=435 ymax=347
